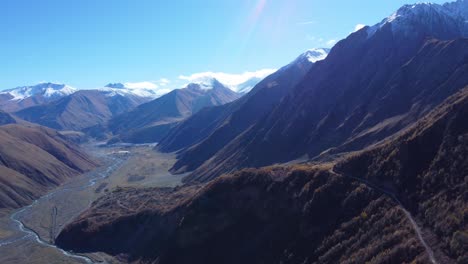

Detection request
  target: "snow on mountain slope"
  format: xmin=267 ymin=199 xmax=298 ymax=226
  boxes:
xmin=178 ymin=76 xmax=263 ymax=94
xmin=277 ymin=48 xmax=330 ymax=75
xmin=367 ymin=0 xmax=468 ymax=37
xmin=184 ymin=77 xmax=236 ymax=92
xmin=1 ymin=82 xmax=76 ymax=101
xmin=235 ymin=77 xmax=264 ymax=94
xmin=303 ymin=48 xmax=330 ymax=63
xmin=100 ymin=82 xmax=169 ymax=98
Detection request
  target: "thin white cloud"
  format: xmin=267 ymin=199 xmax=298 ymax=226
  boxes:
xmin=108 ymin=69 xmax=276 ymax=97
xmin=297 ymin=20 xmax=316 ymax=25
xmin=307 ymin=36 xmax=338 ymax=47
xmin=154 ymin=88 xmax=173 ymax=96
xmin=124 ymin=81 xmax=158 ymax=89
xmin=354 ymin=24 xmax=366 ymax=32
xmin=326 ymin=39 xmax=337 ymax=46
xmin=178 ymin=69 xmax=277 ymax=89
xmin=306 ymin=35 xmax=316 ymax=41
xmin=157 ymin=78 xmax=170 ymax=86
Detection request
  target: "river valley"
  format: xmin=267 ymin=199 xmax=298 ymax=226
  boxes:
xmin=0 ymin=143 xmax=185 ymax=264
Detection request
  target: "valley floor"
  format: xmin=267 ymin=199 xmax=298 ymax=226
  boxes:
xmin=0 ymin=142 xmax=185 ymax=264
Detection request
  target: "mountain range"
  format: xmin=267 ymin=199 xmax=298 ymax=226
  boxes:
xmin=0 ymin=1 xmax=466 ymax=264
xmin=107 ymin=79 xmax=241 ymax=143
xmin=14 ymin=90 xmax=148 ymax=131
xmin=55 ymin=1 xmax=468 ymax=264
xmin=0 ymin=78 xmax=257 ymax=139
xmin=0 ymin=83 xmax=76 ymax=112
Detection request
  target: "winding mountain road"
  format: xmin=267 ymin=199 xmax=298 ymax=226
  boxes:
xmin=329 ymin=168 xmax=438 ymax=264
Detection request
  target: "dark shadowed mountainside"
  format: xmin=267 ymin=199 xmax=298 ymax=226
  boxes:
xmin=157 ymin=49 xmax=328 ymax=172
xmin=171 ymin=3 xmax=468 ymax=182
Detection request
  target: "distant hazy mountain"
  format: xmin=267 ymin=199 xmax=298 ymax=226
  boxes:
xmin=15 ymin=90 xmax=148 ymax=131
xmin=108 ymin=78 xmax=241 ymax=143
xmin=157 ymin=48 xmax=330 ymax=175
xmin=0 ymin=82 xmax=76 ymax=112
xmin=299 ymin=48 xmax=330 ymax=63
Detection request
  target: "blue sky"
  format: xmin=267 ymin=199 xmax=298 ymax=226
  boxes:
xmin=1 ymin=0 xmax=447 ymax=90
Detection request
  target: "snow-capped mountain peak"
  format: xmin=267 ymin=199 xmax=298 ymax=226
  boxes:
xmin=303 ymin=48 xmax=331 ymax=63
xmin=289 ymin=48 xmax=330 ymax=67
xmin=275 ymin=48 xmax=330 ymax=78
xmin=179 ymin=70 xmax=276 ymax=94
xmin=186 ymin=78 xmax=228 ymax=91
xmin=100 ymin=82 xmax=166 ymax=98
xmin=1 ymin=82 xmax=76 ymax=101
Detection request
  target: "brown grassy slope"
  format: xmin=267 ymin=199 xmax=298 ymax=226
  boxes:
xmin=0 ymin=124 xmax=98 ymax=208
xmin=0 ymin=165 xmax=44 ymax=208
